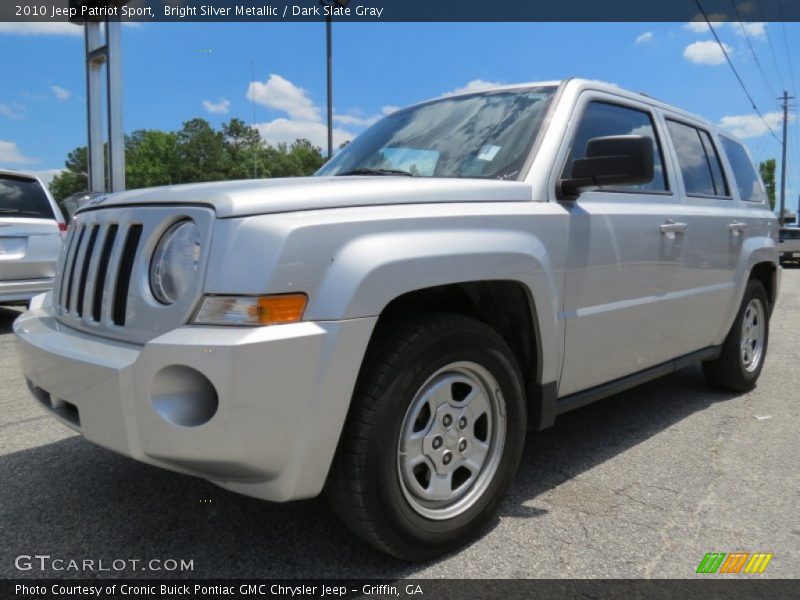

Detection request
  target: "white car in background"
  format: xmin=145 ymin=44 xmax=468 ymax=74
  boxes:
xmin=778 ymin=227 xmax=800 ymax=264
xmin=0 ymin=170 xmax=66 ymax=305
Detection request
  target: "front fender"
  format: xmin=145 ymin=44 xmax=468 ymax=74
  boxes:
xmin=307 ymin=228 xmax=563 ymax=385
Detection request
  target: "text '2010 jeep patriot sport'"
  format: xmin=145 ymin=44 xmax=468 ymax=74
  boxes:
xmin=14 ymin=79 xmax=779 ymax=559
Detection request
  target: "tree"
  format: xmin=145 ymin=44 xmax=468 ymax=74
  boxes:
xmin=222 ymin=118 xmax=264 ymax=179
xmin=125 ymin=130 xmax=179 ymax=189
xmin=759 ymin=159 xmax=776 ymax=210
xmin=48 ymin=117 xmax=326 ymax=202
xmin=49 ymin=147 xmax=89 ymax=205
xmin=173 ymin=118 xmax=229 ymax=183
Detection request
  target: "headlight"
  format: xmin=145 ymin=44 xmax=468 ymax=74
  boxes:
xmin=149 ymin=220 xmax=201 ymax=304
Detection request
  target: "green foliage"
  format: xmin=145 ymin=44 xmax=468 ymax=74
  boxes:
xmin=48 ymin=119 xmax=326 ymax=201
xmin=759 ymin=159 xmax=776 ymax=210
xmin=49 ymin=147 xmax=89 ymax=208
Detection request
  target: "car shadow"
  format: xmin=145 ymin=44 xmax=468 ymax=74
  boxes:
xmin=0 ymin=365 xmax=737 ymax=579
xmin=0 ymin=306 xmax=22 ymax=335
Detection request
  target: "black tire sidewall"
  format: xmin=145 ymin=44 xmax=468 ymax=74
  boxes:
xmin=728 ymin=280 xmax=770 ymax=386
xmin=364 ymin=323 xmax=526 ymax=556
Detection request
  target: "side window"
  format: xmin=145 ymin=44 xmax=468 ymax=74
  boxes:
xmin=666 ymin=120 xmax=729 ymax=197
xmin=699 ymin=131 xmax=729 ymax=197
xmin=563 ymin=101 xmax=668 ymax=192
xmin=720 ymin=136 xmax=766 ymax=202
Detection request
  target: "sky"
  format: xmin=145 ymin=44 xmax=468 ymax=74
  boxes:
xmin=0 ymin=20 xmax=798 ymax=213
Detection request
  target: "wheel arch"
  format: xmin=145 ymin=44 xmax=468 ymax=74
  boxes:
xmin=361 ymin=279 xmax=557 ymax=431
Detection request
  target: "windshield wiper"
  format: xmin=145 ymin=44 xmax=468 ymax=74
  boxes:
xmin=338 ymin=168 xmax=415 ymax=177
xmin=0 ymin=208 xmax=21 ymax=214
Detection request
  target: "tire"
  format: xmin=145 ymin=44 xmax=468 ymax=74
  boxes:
xmin=326 ymin=313 xmax=527 ymax=560
xmin=702 ymin=279 xmax=769 ymax=392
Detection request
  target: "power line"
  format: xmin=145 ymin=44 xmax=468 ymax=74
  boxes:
xmin=695 ymin=0 xmax=782 ymax=144
xmin=729 ymin=0 xmax=777 ymax=101
xmin=756 ymin=0 xmax=787 ymax=91
xmin=777 ymin=1 xmax=800 ymax=214
xmin=777 ymin=1 xmax=798 ymax=96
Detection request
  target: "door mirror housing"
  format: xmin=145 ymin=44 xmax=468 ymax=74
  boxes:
xmin=560 ymin=135 xmax=654 ymax=198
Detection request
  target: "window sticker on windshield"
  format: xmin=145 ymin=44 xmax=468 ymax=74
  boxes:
xmin=477 ymin=145 xmax=501 ymax=161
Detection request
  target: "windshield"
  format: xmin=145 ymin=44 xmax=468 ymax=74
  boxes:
xmin=316 ymin=86 xmax=557 ymax=180
xmin=0 ymin=175 xmax=55 ymax=219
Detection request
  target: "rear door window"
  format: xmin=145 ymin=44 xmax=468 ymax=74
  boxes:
xmin=666 ymin=120 xmax=730 ymax=198
xmin=720 ymin=136 xmax=766 ymax=202
xmin=0 ymin=175 xmax=55 ymax=219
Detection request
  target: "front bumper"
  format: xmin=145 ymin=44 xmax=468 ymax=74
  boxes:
xmin=14 ymin=304 xmax=376 ymax=501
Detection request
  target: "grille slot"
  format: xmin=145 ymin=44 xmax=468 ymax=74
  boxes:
xmin=75 ymin=225 xmax=100 ymax=317
xmin=113 ymin=224 xmax=143 ymax=326
xmin=92 ymin=224 xmax=118 ymax=322
xmin=62 ymin=225 xmax=86 ymax=313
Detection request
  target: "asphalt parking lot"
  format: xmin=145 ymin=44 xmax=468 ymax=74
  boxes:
xmin=1 ymin=270 xmax=798 ymax=580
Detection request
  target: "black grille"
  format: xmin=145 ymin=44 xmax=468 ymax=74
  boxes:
xmin=56 ymin=221 xmax=143 ymax=326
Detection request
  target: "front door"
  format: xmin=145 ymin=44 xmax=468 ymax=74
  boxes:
xmin=556 ymin=97 xmax=686 ymax=397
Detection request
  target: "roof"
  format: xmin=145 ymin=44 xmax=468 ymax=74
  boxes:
xmin=413 ymin=78 xmax=718 ymax=134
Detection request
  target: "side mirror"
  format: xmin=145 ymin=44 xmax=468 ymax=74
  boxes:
xmin=560 ymin=135 xmax=654 ymax=197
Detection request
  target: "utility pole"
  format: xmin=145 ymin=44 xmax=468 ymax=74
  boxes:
xmin=778 ymin=90 xmax=794 ymax=226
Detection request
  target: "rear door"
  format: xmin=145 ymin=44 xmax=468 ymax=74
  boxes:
xmin=0 ymin=174 xmax=63 ymax=281
xmin=660 ymin=119 xmax=744 ymax=352
xmin=555 ymin=94 xmax=688 ymax=397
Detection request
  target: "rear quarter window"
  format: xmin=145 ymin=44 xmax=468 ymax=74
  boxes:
xmin=719 ymin=136 xmax=767 ymax=202
xmin=0 ymin=175 xmax=55 ymax=219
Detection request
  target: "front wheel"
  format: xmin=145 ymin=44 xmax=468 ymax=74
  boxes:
xmin=326 ymin=313 xmax=526 ymax=560
xmin=702 ymin=279 xmax=770 ymax=392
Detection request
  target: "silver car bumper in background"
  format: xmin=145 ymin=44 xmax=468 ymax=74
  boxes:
xmin=13 ymin=303 xmax=376 ymax=502
xmin=0 ymin=278 xmax=54 ymax=303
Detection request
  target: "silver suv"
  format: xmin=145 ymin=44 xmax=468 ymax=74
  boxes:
xmin=1 ymin=170 xmax=65 ymax=305
xmin=14 ymin=80 xmax=779 ymax=559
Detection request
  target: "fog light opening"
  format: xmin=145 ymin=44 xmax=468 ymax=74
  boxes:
xmin=151 ymin=365 xmax=218 ymax=427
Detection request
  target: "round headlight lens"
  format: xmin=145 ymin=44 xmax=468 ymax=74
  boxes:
xmin=149 ymin=220 xmax=201 ymax=305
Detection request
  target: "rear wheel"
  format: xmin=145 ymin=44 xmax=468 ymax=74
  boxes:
xmin=702 ymin=279 xmax=769 ymax=392
xmin=326 ymin=313 xmax=526 ymax=560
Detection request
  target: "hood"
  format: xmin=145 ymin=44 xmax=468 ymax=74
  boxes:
xmin=82 ymin=176 xmax=533 ymax=218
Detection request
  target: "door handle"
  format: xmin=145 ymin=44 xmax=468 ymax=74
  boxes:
xmin=660 ymin=220 xmax=688 ymax=236
xmin=728 ymin=221 xmax=748 ymax=235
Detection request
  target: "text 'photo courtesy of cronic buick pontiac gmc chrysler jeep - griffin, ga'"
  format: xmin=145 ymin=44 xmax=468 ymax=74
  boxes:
xmin=14 ymin=79 xmax=780 ymax=560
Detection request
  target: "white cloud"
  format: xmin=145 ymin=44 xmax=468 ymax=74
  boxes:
xmin=636 ymin=31 xmax=654 ymax=44
xmin=0 ymin=22 xmax=81 ymax=36
xmin=718 ymin=111 xmax=783 ymax=138
xmin=684 ymin=40 xmax=731 ymax=65
xmin=0 ymin=140 xmax=39 ymax=164
xmin=255 ymin=118 xmax=353 ymax=150
xmin=732 ymin=21 xmax=766 ymax=39
xmin=51 ymin=85 xmax=71 ymax=101
xmin=381 ymin=105 xmax=400 ymax=115
xmin=247 ymin=74 xmax=320 ymax=121
xmin=333 ymin=113 xmax=381 ymax=127
xmin=0 ymin=102 xmax=26 ymax=119
xmin=202 ymin=98 xmax=230 ymax=114
xmin=684 ymin=20 xmax=711 ymax=34
xmin=442 ymin=79 xmax=503 ymax=97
